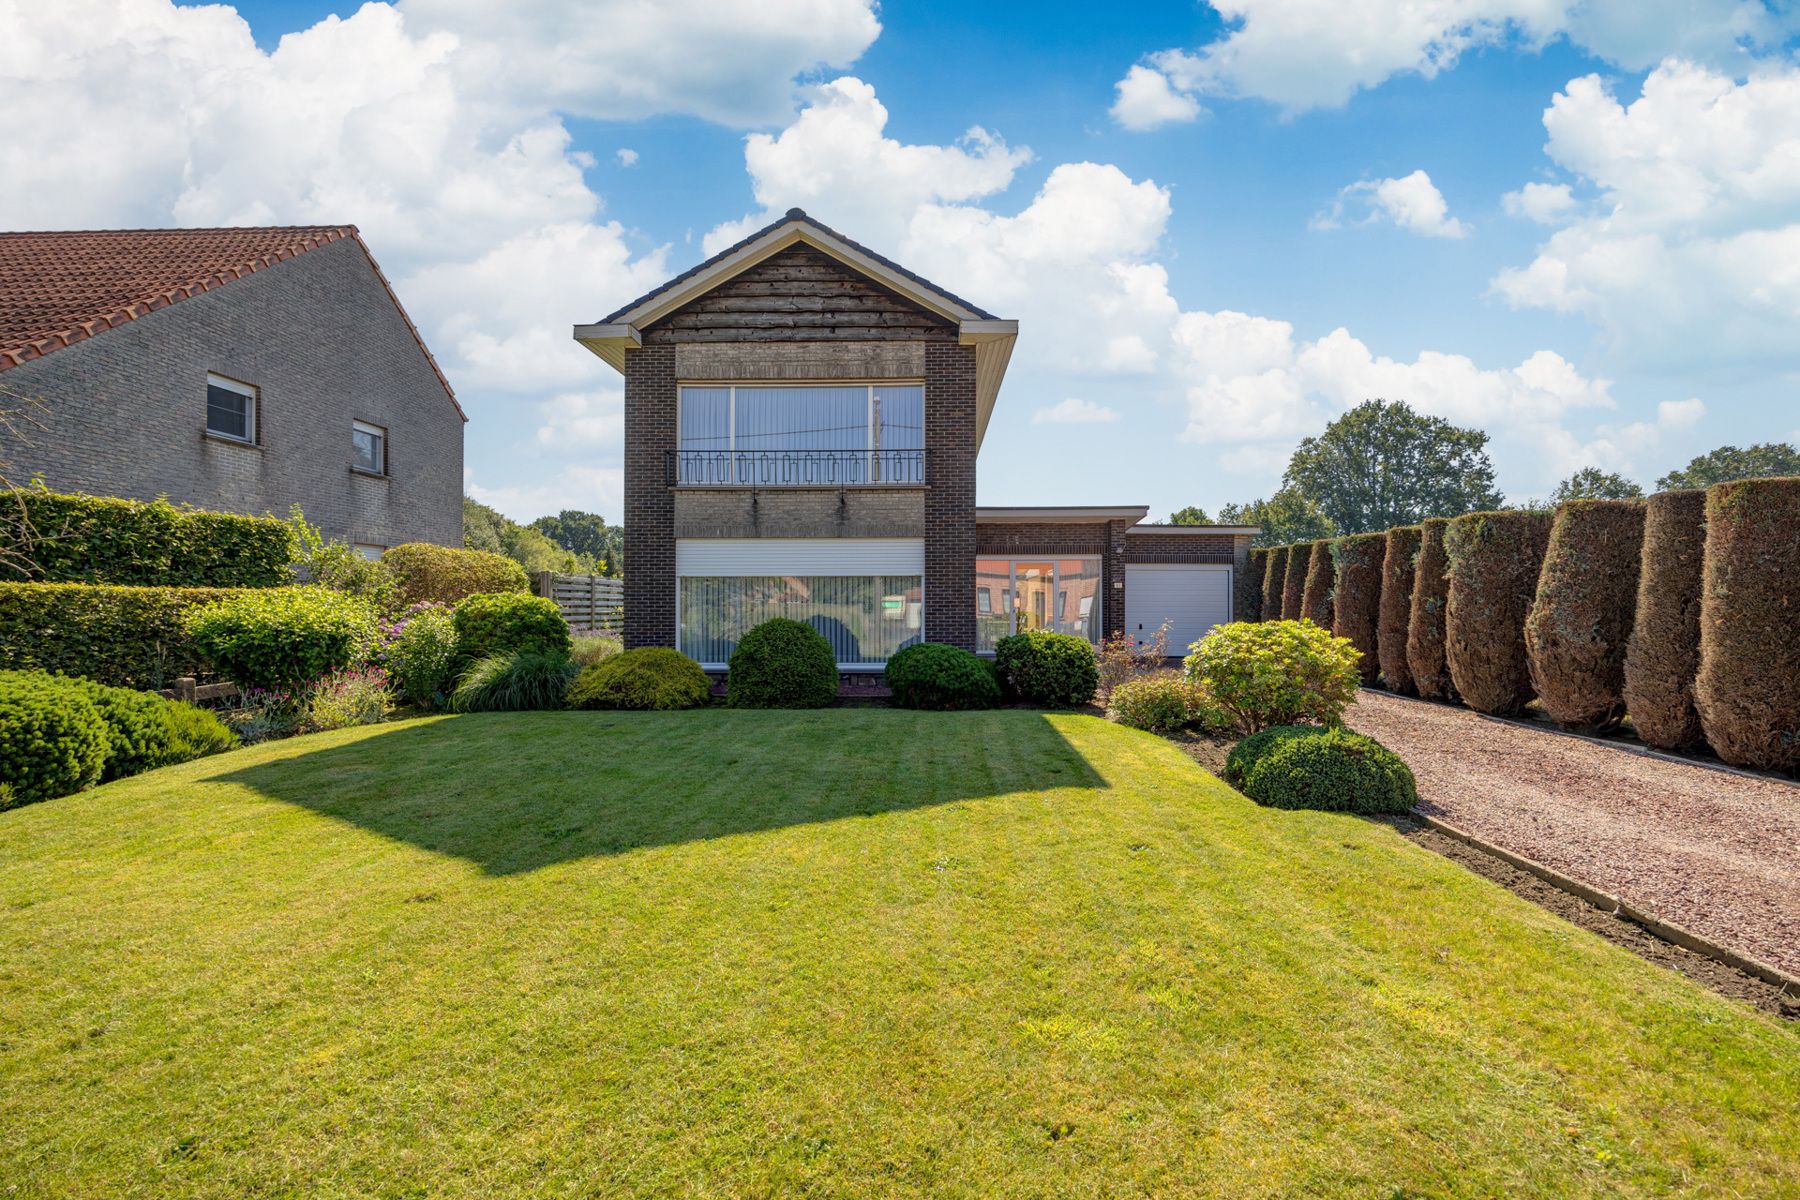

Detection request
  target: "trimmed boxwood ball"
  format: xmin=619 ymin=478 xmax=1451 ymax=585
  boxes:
xmin=1301 ymin=540 xmax=1336 ymax=629
xmin=1239 ymin=548 xmax=1267 ymax=623
xmin=1443 ymin=510 xmax=1553 ymax=716
xmin=1694 ymin=477 xmax=1800 ymax=770
xmin=1406 ymin=518 xmax=1456 ymax=701
xmin=452 ymin=592 xmax=572 ymax=662
xmin=993 ymin=629 xmax=1099 ymax=707
xmin=1241 ymin=727 xmax=1418 ymax=814
xmin=185 ymin=587 xmax=379 ymax=691
xmin=1524 ymin=499 xmax=1646 ymax=731
xmin=567 ymin=648 xmax=712 ymax=711
xmin=1262 ymin=545 xmax=1290 ymax=620
xmin=1330 ymin=533 xmax=1385 ymax=686
xmin=0 ymin=672 xmax=110 ymax=806
xmin=884 ymin=643 xmax=1000 ymax=711
xmin=727 ymin=618 xmax=838 ymax=708
xmin=1622 ymin=489 xmax=1708 ymax=751
xmin=1223 ymin=723 xmax=1323 ymax=788
xmin=1377 ymin=525 xmax=1421 ymax=695
xmin=1281 ymin=543 xmax=1310 ymax=624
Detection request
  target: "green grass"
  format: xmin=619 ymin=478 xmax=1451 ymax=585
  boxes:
xmin=2 ymin=710 xmax=1796 ymax=1198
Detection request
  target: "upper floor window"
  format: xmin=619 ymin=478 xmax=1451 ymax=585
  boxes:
xmin=674 ymin=383 xmax=923 ymax=486
xmin=206 ymin=374 xmax=256 ymax=443
xmin=352 ymin=420 xmax=387 ymax=475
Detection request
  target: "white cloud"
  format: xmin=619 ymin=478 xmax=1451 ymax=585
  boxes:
xmin=1502 ymin=181 xmax=1578 ymax=223
xmin=1032 ymin=397 xmax=1119 ymax=424
xmin=1315 ymin=170 xmax=1468 ymax=238
xmin=466 ymin=464 xmax=623 ymax=523
xmin=616 ymin=148 xmax=639 ymax=167
xmin=1110 ymin=64 xmax=1204 ymax=131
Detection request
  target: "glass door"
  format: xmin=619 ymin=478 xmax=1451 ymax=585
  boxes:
xmin=1013 ymin=562 xmax=1055 ymax=632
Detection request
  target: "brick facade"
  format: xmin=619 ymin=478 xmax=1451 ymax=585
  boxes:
xmin=0 ymin=239 xmax=463 ymax=548
xmin=622 ymin=345 xmax=678 ymax=649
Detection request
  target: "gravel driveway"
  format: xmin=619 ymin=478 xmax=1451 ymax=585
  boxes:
xmin=1347 ymin=690 xmax=1800 ymax=978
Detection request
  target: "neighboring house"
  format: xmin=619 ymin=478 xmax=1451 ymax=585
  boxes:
xmin=0 ymin=227 xmax=465 ymax=553
xmin=576 ymin=209 xmax=1255 ymax=672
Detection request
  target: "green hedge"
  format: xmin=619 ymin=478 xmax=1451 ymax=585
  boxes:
xmin=452 ymin=593 xmax=571 ymax=662
xmin=1262 ymin=545 xmax=1290 ymax=620
xmin=1405 ymin=518 xmax=1456 ymax=701
xmin=1622 ymin=490 xmax=1708 ymax=751
xmin=1443 ymin=510 xmax=1552 ymax=716
xmin=1376 ymin=526 xmax=1421 ymax=694
xmin=0 ymin=581 xmax=245 ymax=688
xmin=1330 ymin=533 xmax=1385 ymax=685
xmin=0 ymin=489 xmax=292 ymax=586
xmin=1524 ymin=499 xmax=1645 ymax=731
xmin=884 ymin=643 xmax=1000 ymax=711
xmin=1239 ymin=548 xmax=1267 ymax=623
xmin=185 ymin=588 xmax=380 ymax=691
xmin=1300 ymin=540 xmax=1336 ymax=629
xmin=1280 ymin=543 xmax=1310 ymax=622
xmin=383 ymin=543 xmax=530 ymax=607
xmin=994 ymin=629 xmax=1099 ymax=707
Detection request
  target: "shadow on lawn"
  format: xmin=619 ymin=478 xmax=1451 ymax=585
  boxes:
xmin=210 ymin=709 xmax=1107 ymax=875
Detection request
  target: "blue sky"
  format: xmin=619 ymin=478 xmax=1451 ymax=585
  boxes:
xmin=9 ymin=1 xmax=1800 ymax=522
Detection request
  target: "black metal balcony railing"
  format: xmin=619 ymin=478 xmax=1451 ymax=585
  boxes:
xmin=668 ymin=449 xmax=926 ymax=487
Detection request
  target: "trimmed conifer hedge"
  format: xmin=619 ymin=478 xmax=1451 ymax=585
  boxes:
xmin=1330 ymin=533 xmax=1385 ymax=685
xmin=1693 ymin=477 xmax=1800 ymax=770
xmin=1524 ymin=500 xmax=1645 ymax=731
xmin=1281 ymin=543 xmax=1310 ymax=622
xmin=1300 ymin=539 xmax=1335 ymax=628
xmin=0 ymin=582 xmax=244 ymax=688
xmin=1407 ymin=518 xmax=1456 ymax=700
xmin=1443 ymin=510 xmax=1552 ymax=715
xmin=0 ymin=489 xmax=292 ymax=586
xmin=1263 ymin=545 xmax=1290 ymax=620
xmin=1241 ymin=548 xmax=1267 ymax=623
xmin=1622 ymin=489 xmax=1708 ymax=751
xmin=1377 ymin=525 xmax=1421 ymax=694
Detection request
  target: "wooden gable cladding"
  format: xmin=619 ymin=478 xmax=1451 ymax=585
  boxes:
xmin=641 ymin=244 xmax=959 ymax=344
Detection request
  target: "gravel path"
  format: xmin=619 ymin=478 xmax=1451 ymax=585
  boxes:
xmin=1347 ymin=691 xmax=1800 ymax=978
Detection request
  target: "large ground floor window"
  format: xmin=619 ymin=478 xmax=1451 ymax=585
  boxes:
xmin=680 ymin=575 xmax=924 ymax=668
xmin=974 ymin=557 xmax=1102 ymax=653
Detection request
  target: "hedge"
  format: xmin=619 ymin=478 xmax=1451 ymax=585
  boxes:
xmin=1280 ymin=543 xmax=1310 ymax=624
xmin=1377 ymin=526 xmax=1421 ymax=694
xmin=1694 ymin=477 xmax=1800 ymax=770
xmin=1405 ymin=518 xmax=1455 ymax=701
xmin=1330 ymin=533 xmax=1385 ymax=686
xmin=451 ymin=593 xmax=571 ymax=662
xmin=0 ymin=489 xmax=292 ymax=586
xmin=1443 ymin=510 xmax=1552 ymax=716
xmin=0 ymin=581 xmax=244 ymax=688
xmin=1239 ymin=548 xmax=1267 ymax=623
xmin=1263 ymin=545 xmax=1290 ymax=620
xmin=1622 ymin=490 xmax=1708 ymax=751
xmin=884 ymin=643 xmax=1001 ymax=711
xmin=994 ymin=629 xmax=1100 ymax=707
xmin=383 ymin=542 xmax=530 ymax=607
xmin=1524 ymin=500 xmax=1645 ymax=731
xmin=1300 ymin=539 xmax=1335 ymax=629
xmin=185 ymin=588 xmax=380 ymax=691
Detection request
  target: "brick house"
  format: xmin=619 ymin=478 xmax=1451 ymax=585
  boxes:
xmin=576 ymin=209 xmax=1255 ymax=672
xmin=0 ymin=227 xmax=465 ymax=552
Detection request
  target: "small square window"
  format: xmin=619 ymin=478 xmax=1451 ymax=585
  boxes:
xmin=206 ymin=374 xmax=256 ymax=442
xmin=353 ymin=543 xmax=387 ymax=561
xmin=352 ymin=420 xmax=386 ymax=474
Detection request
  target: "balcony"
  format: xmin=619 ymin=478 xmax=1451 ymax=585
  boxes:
xmin=668 ymin=449 xmax=926 ymax=488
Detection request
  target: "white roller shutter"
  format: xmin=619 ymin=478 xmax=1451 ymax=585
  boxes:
xmin=1124 ymin=564 xmax=1233 ymax=655
xmin=676 ymin=537 xmax=925 ymax=576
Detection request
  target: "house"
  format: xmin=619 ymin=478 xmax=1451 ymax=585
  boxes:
xmin=575 ymin=209 xmax=1255 ymax=672
xmin=0 ymin=226 xmax=465 ymax=553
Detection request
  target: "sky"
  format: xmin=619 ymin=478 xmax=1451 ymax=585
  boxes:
xmin=4 ymin=1 xmax=1799 ymax=525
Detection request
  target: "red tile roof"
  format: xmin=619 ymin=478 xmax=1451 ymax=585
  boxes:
xmin=0 ymin=226 xmax=464 ymax=419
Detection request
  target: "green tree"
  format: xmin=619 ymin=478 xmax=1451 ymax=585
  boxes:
xmin=463 ymin=496 xmax=581 ymax=576
xmin=531 ymin=510 xmax=621 ymax=575
xmin=1281 ymin=400 xmax=1503 ymax=534
xmin=1168 ymin=505 xmax=1211 ymax=526
xmin=1656 ymin=442 xmax=1800 ymax=490
xmin=1550 ymin=467 xmax=1643 ymax=503
xmin=1217 ymin=487 xmax=1337 ymax=549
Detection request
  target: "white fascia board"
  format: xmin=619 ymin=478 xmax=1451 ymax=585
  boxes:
xmin=572 ymin=322 xmax=641 ymax=373
xmin=1128 ymin=524 xmax=1263 ymax=536
xmin=975 ymin=506 xmax=1150 ymax=523
xmin=961 ymin=320 xmax=1018 ymax=451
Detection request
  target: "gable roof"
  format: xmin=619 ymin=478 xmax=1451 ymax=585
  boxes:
xmin=0 ymin=226 xmax=465 ymax=420
xmin=575 ymin=208 xmax=1018 ymax=446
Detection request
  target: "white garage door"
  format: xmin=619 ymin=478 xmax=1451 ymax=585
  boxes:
xmin=1124 ymin=564 xmax=1233 ymax=656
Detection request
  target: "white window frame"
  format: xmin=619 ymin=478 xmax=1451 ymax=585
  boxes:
xmin=353 ymin=543 xmax=387 ymax=561
xmin=974 ymin=556 xmax=1104 ymax=653
xmin=676 ymin=382 xmax=924 ymax=484
xmin=205 ymin=373 xmax=257 ymax=444
xmin=352 ymin=419 xmax=387 ymax=475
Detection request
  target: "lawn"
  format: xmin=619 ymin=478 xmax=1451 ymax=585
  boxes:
xmin=2 ymin=710 xmax=1796 ymax=1198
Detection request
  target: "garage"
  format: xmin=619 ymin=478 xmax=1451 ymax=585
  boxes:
xmin=1123 ymin=563 xmax=1233 ymax=656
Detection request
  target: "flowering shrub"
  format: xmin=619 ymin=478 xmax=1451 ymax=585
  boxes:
xmin=1106 ymin=674 xmax=1233 ymax=734
xmin=382 ymin=604 xmax=459 ymax=708
xmin=1183 ymin=619 xmax=1362 ymax=733
xmin=1096 ymin=622 xmax=1168 ymax=700
xmin=304 ymin=668 xmax=392 ymax=732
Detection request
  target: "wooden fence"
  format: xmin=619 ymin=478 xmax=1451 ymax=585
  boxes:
xmin=533 ymin=571 xmax=624 ymax=635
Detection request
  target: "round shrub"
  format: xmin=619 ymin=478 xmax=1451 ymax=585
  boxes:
xmin=567 ymin=647 xmax=712 ymax=711
xmin=1183 ymin=620 xmax=1361 ymax=733
xmin=726 ymin=618 xmax=838 ymax=709
xmin=184 ymin=587 xmax=379 ymax=692
xmin=452 ymin=592 xmax=572 ymax=663
xmin=1223 ymin=723 xmax=1322 ymax=788
xmin=385 ymin=606 xmax=460 ymax=708
xmin=1262 ymin=545 xmax=1290 ymax=621
xmin=1240 ymin=548 xmax=1267 ymax=623
xmin=1377 ymin=525 xmax=1421 ymax=695
xmin=448 ymin=651 xmax=577 ymax=713
xmin=1107 ymin=675 xmax=1230 ymax=734
xmin=160 ymin=700 xmax=238 ymax=762
xmin=1241 ymin=727 xmax=1418 ymax=814
xmin=1406 ymin=517 xmax=1456 ymax=701
xmin=1280 ymin=543 xmax=1310 ymax=624
xmin=0 ymin=673 xmax=109 ymax=805
xmin=1443 ymin=510 xmax=1553 ymax=716
xmin=1300 ymin=540 xmax=1336 ymax=629
xmin=382 ymin=543 xmax=530 ymax=607
xmin=1330 ymin=533 xmax=1385 ymax=686
xmin=1524 ymin=499 xmax=1646 ymax=731
xmin=1622 ymin=489 xmax=1708 ymax=751
xmin=69 ymin=678 xmax=174 ymax=781
xmin=1694 ymin=477 xmax=1800 ymax=770
xmin=884 ymin=643 xmax=1001 ymax=711
xmin=994 ymin=629 xmax=1099 ymax=707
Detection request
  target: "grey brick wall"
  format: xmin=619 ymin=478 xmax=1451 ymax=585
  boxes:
xmin=0 ymin=238 xmax=463 ymax=548
xmin=622 ymin=345 xmax=677 ymax=649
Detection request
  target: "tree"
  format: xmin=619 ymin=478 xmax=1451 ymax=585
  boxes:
xmin=1217 ymin=487 xmax=1337 ymax=548
xmin=531 ymin=510 xmax=621 ymax=575
xmin=1656 ymin=442 xmax=1800 ymax=491
xmin=1550 ymin=467 xmax=1643 ymax=503
xmin=1282 ymin=399 xmax=1503 ymax=534
xmin=1168 ymin=505 xmax=1211 ymax=525
xmin=463 ymin=496 xmax=581 ymax=575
